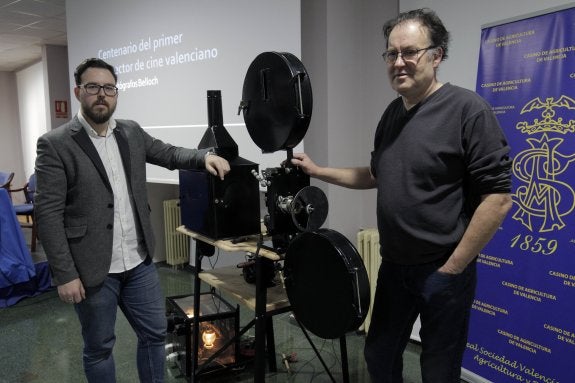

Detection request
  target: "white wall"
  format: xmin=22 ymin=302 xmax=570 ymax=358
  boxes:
xmin=0 ymin=72 xmax=24 ymax=188
xmin=301 ymin=0 xmax=398 ymax=242
xmin=42 ymin=44 xmax=71 ymax=130
xmin=16 ymin=62 xmax=47 ymax=186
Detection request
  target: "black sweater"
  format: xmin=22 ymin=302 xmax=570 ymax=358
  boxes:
xmin=370 ymin=83 xmax=512 ymax=264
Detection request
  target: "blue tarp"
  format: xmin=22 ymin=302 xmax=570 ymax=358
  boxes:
xmin=0 ymin=188 xmax=52 ymax=307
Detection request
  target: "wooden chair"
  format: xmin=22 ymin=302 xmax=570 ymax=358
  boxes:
xmin=10 ymin=174 xmax=38 ymax=252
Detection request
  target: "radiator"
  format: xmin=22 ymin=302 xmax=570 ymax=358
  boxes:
xmin=163 ymin=199 xmax=189 ymax=267
xmin=357 ymin=228 xmax=381 ymax=333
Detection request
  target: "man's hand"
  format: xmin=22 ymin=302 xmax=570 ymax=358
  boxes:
xmin=57 ymin=278 xmax=86 ymax=304
xmin=291 ymin=152 xmax=321 ymax=177
xmin=205 ymin=154 xmax=231 ymax=180
xmin=291 ymin=152 xmax=376 ymax=189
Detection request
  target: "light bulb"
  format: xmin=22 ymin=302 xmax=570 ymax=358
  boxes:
xmin=202 ymin=328 xmax=216 ymax=349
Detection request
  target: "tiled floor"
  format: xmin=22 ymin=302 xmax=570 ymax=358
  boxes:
xmin=1 ymin=240 xmax=432 ymax=383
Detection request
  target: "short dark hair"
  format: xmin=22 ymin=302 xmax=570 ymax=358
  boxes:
xmin=383 ymin=8 xmax=450 ymax=61
xmin=74 ymin=58 xmax=117 ymax=85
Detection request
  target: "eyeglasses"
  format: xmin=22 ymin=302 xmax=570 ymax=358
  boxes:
xmin=382 ymin=46 xmax=437 ymax=64
xmin=79 ymin=83 xmax=118 ymax=96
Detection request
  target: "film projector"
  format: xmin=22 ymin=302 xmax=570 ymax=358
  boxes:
xmin=179 ymin=51 xmax=370 ymax=379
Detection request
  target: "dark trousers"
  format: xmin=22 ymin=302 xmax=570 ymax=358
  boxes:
xmin=364 ymin=257 xmax=477 ymax=383
xmin=75 ymin=258 xmax=167 ymax=383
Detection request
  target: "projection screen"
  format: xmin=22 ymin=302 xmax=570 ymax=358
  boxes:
xmin=66 ymin=0 xmax=302 ymax=183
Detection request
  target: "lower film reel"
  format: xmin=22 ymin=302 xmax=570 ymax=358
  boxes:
xmin=283 ymin=228 xmax=370 ymax=339
xmin=289 ymin=186 xmax=328 ymax=232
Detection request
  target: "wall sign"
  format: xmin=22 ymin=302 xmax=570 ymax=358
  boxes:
xmin=55 ymin=100 xmax=68 ymax=119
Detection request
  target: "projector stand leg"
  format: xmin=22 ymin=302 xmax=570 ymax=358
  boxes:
xmin=254 ymin=254 xmax=268 ymax=383
xmin=266 ymin=316 xmax=278 ymax=371
xmin=295 ymin=318 xmax=337 ymax=383
xmin=340 ymin=335 xmax=350 ymax=383
xmin=190 ymin=242 xmax=203 ymax=382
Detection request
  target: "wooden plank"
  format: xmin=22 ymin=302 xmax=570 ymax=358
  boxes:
xmin=199 ymin=266 xmax=290 ymax=312
xmin=176 ymin=225 xmax=282 ymax=261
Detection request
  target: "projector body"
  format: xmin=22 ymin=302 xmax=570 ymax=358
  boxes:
xmin=179 ymin=157 xmax=260 ymax=240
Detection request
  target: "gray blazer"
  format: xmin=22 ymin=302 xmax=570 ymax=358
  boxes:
xmin=35 ymin=116 xmax=209 ymax=288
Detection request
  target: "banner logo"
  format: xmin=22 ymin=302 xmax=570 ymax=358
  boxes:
xmin=516 ymin=96 xmax=575 ymax=135
xmin=512 ymin=96 xmax=575 ymax=233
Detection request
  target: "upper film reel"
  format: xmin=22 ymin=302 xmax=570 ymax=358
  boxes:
xmin=239 ymin=51 xmax=313 ymax=153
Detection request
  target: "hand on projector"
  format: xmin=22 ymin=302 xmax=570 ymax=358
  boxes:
xmin=291 ymin=152 xmax=320 ymax=177
xmin=205 ymin=154 xmax=231 ymax=180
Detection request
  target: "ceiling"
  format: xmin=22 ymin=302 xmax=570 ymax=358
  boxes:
xmin=0 ymin=0 xmax=67 ymax=72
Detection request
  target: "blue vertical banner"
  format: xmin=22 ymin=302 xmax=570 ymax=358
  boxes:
xmin=463 ymin=5 xmax=575 ymax=383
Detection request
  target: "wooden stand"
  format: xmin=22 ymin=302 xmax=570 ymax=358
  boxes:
xmin=176 ymin=226 xmax=290 ymax=383
xmin=176 ymin=226 xmax=350 ymax=383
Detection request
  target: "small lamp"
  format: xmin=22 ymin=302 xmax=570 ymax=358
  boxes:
xmin=202 ymin=328 xmax=217 ymax=349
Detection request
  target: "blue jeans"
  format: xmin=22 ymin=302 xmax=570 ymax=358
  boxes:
xmin=75 ymin=258 xmax=167 ymax=383
xmin=364 ymin=257 xmax=476 ymax=383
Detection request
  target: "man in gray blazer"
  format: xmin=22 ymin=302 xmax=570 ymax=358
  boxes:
xmin=35 ymin=58 xmax=230 ymax=383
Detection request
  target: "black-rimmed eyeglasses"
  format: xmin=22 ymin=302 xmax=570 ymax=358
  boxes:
xmin=79 ymin=83 xmax=119 ymax=96
xmin=382 ymin=46 xmax=437 ymax=64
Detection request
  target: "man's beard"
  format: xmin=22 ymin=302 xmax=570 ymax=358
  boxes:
xmin=82 ymin=101 xmax=116 ymax=124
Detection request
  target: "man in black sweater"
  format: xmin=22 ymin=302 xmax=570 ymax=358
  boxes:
xmin=292 ymin=8 xmax=512 ymax=383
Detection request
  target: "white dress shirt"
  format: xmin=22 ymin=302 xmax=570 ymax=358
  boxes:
xmin=78 ymin=110 xmax=147 ymax=273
